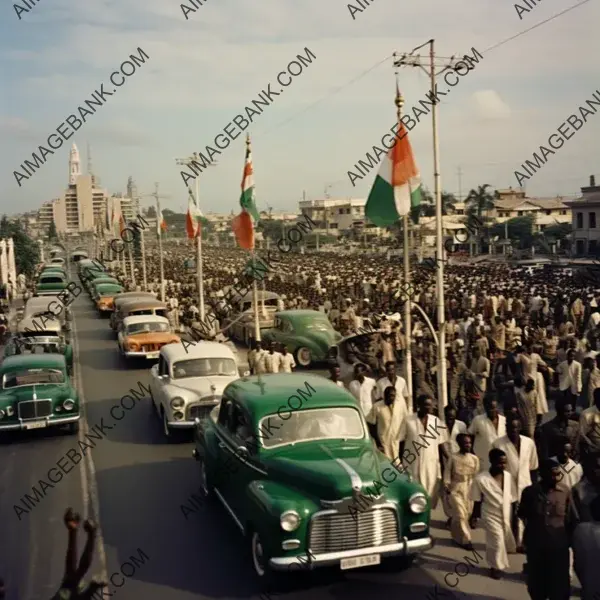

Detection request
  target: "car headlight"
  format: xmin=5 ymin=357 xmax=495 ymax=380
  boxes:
xmin=170 ymin=396 xmax=185 ymax=409
xmin=280 ymin=510 xmax=301 ymax=532
xmin=409 ymin=492 xmax=428 ymax=514
xmin=63 ymin=399 xmax=75 ymax=410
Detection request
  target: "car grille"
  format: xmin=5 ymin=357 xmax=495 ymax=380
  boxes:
xmin=308 ymin=507 xmax=399 ymax=554
xmin=18 ymin=400 xmax=53 ymax=420
xmin=141 ymin=344 xmax=159 ymax=352
xmin=187 ymin=401 xmax=219 ymax=421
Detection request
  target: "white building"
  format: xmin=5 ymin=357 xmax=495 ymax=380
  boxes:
xmin=566 ymin=175 xmax=600 ymax=256
xmin=298 ymin=198 xmax=385 ymax=237
xmin=490 ymin=188 xmax=572 ymax=233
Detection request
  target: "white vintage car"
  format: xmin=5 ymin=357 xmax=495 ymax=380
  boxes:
xmin=149 ymin=342 xmax=244 ymax=441
xmin=117 ymin=315 xmax=180 ymax=361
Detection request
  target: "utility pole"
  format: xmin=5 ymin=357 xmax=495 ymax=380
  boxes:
xmin=175 ymin=154 xmax=217 ymax=323
xmin=394 ymin=40 xmax=460 ymax=418
xmin=457 ymin=166 xmax=463 ymax=202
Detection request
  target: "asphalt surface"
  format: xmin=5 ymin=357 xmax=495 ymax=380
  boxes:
xmin=0 ymin=293 xmax=540 ymax=600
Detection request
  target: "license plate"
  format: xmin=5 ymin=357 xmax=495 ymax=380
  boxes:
xmin=25 ymin=420 xmax=47 ymax=430
xmin=146 ymin=352 xmax=159 ymax=359
xmin=340 ymin=554 xmax=381 ymax=570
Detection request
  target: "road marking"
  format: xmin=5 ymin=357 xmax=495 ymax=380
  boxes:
xmin=71 ymin=295 xmax=109 ymax=583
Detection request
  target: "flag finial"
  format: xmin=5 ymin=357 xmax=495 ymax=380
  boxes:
xmin=246 ymin=133 xmax=251 ymax=146
xmin=395 ymin=83 xmax=404 ymax=108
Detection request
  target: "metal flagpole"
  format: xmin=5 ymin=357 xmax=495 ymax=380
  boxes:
xmin=252 ymin=254 xmax=260 ymax=341
xmin=394 ymin=40 xmax=457 ymax=417
xmin=195 ymin=174 xmax=205 ymax=322
xmin=396 ymin=88 xmax=413 ymax=409
xmin=154 ymin=183 xmax=165 ymax=302
xmin=430 ymin=39 xmax=448 ymax=417
xmin=140 ymin=222 xmax=147 ymax=291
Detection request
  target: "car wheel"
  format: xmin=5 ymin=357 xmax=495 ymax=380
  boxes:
xmin=295 ymin=347 xmax=312 ymax=368
xmin=68 ymin=421 xmax=80 ymax=435
xmin=394 ymin=554 xmax=416 ymax=569
xmin=250 ymin=529 xmax=286 ymax=589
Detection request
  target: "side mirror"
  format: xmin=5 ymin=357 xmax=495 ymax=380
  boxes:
xmin=237 ymin=446 xmax=249 ymax=457
xmin=243 ymin=370 xmax=250 ymax=377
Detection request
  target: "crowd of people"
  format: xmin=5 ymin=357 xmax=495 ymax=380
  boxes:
xmin=26 ymin=239 xmax=600 ymax=598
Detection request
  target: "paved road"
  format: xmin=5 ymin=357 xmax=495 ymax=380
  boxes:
xmin=0 ymin=294 xmax=541 ymax=600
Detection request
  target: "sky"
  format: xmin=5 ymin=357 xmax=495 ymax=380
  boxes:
xmin=0 ymin=0 xmax=598 ymax=217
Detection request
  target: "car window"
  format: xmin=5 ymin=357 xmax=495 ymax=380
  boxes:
xmin=158 ymin=355 xmax=169 ymax=376
xmin=172 ymin=358 xmax=237 ymax=378
xmin=218 ymin=397 xmax=236 ymax=429
xmin=258 ymin=407 xmax=365 ymax=448
xmin=282 ymin=319 xmax=294 ymax=334
xmin=127 ymin=322 xmax=169 ymax=335
xmin=39 ymin=276 xmax=65 ymax=284
xmin=231 ymin=405 xmax=257 ymax=452
xmin=3 ymin=368 xmax=65 ymax=388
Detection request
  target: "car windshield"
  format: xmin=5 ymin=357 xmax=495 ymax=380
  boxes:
xmin=126 ymin=322 xmax=169 ymax=335
xmin=258 ymin=407 xmax=365 ymax=448
xmin=39 ymin=276 xmax=65 ymax=284
xmin=172 ymin=358 xmax=237 ymax=378
xmin=301 ymin=320 xmax=332 ymax=332
xmin=3 ymin=368 xmax=65 ymax=388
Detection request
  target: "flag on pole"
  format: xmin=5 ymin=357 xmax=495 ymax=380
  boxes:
xmin=157 ymin=209 xmax=167 ymax=234
xmin=232 ymin=134 xmax=259 ymax=250
xmin=365 ymin=120 xmax=421 ymax=227
xmin=186 ymin=186 xmax=202 ymax=239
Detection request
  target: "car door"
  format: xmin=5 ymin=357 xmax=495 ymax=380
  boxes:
xmin=151 ymin=355 xmax=168 ymax=411
xmin=217 ymin=400 xmax=262 ymax=522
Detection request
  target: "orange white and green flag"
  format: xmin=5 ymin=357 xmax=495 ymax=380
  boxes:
xmin=157 ymin=209 xmax=167 ymax=234
xmin=186 ymin=186 xmax=201 ymax=239
xmin=365 ymin=116 xmax=421 ymax=226
xmin=232 ymin=134 xmax=259 ymax=250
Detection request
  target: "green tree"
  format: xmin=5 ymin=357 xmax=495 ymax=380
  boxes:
xmin=489 ymin=215 xmax=535 ymax=249
xmin=466 ymin=184 xmax=496 ymax=217
xmin=0 ymin=215 xmax=40 ymax=277
xmin=48 ymin=219 xmax=58 ymax=241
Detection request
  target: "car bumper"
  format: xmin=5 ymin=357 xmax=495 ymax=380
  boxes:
xmin=268 ymin=536 xmax=433 ymax=571
xmin=167 ymin=420 xmax=196 ymax=429
xmin=98 ymin=305 xmax=113 ymax=312
xmin=0 ymin=414 xmax=80 ymax=431
xmin=123 ymin=350 xmax=161 ymax=359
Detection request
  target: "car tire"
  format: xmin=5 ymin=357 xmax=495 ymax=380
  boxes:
xmin=295 ymin=347 xmax=312 ymax=368
xmin=68 ymin=421 xmax=80 ymax=435
xmin=394 ymin=554 xmax=416 ymax=569
xmin=249 ymin=529 xmax=285 ymax=589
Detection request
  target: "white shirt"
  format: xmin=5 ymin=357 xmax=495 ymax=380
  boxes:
xmin=348 ymin=377 xmax=376 ymax=416
xmin=375 ymin=375 xmax=410 ymax=406
xmin=557 ymin=359 xmax=583 ymax=394
xmin=279 ymin=353 xmax=296 ymax=373
xmin=261 ymin=351 xmax=283 ymax=373
xmin=551 ymin=457 xmax=583 ymax=492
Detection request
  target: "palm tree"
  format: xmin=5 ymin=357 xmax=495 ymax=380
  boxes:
xmin=466 ymin=184 xmax=496 ymax=217
xmin=441 ymin=191 xmax=456 ymax=216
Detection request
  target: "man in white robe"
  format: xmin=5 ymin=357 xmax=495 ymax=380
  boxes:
xmin=492 ymin=416 xmax=539 ymax=548
xmin=399 ymin=395 xmax=446 ymax=508
xmin=468 ymin=399 xmax=506 ymax=472
xmin=471 ymin=447 xmax=517 ymax=579
xmin=374 ymin=361 xmax=411 ymax=413
xmin=366 ymin=386 xmax=406 ymax=462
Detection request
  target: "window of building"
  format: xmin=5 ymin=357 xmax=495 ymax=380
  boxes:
xmin=576 ymin=212 xmax=584 ymax=229
xmin=561 ymin=210 xmax=567 ymax=215
xmin=545 ymin=210 xmax=551 ymax=216
xmin=518 ymin=211 xmax=523 ymax=216
xmin=590 ymin=212 xmax=597 ymax=229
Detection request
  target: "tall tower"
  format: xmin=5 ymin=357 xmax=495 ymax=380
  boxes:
xmin=69 ymin=143 xmax=81 ymax=185
xmin=126 ymin=176 xmax=137 ymax=199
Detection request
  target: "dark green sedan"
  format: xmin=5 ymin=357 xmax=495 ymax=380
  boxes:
xmin=0 ymin=354 xmax=80 ymax=434
xmin=261 ymin=310 xmax=342 ymax=367
xmin=192 ymin=373 xmax=432 ymax=584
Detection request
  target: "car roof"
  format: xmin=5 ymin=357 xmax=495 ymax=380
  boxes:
xmin=18 ymin=317 xmax=62 ymax=332
xmin=225 ymin=373 xmax=356 ymax=423
xmin=25 ymin=297 xmax=54 ymax=311
xmin=119 ymin=299 xmax=167 ymax=311
xmin=114 ymin=292 xmax=156 ymax=305
xmin=94 ymin=283 xmax=123 ymax=292
xmin=39 ymin=271 xmax=67 ymax=278
xmin=1 ymin=353 xmax=66 ymax=372
xmin=123 ymin=315 xmax=169 ymax=326
xmin=161 ymin=341 xmax=236 ymax=363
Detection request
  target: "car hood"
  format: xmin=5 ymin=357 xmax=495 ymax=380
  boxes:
xmin=125 ymin=333 xmax=179 ymax=345
xmin=0 ymin=384 xmax=68 ymax=404
xmin=262 ymin=442 xmax=384 ymax=501
xmin=167 ymin=375 xmax=237 ymax=399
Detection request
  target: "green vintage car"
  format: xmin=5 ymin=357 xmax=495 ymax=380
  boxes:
xmin=261 ymin=310 xmax=342 ymax=367
xmin=192 ymin=373 xmax=432 ymax=583
xmin=35 ymin=270 xmax=68 ymax=296
xmin=0 ymin=354 xmax=80 ymax=434
xmin=5 ymin=318 xmax=74 ymax=375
